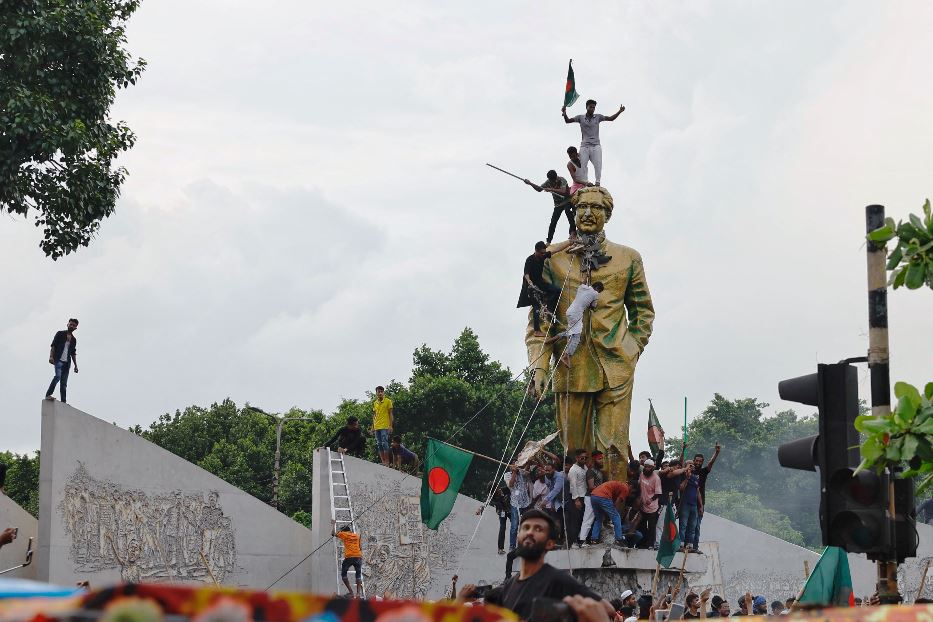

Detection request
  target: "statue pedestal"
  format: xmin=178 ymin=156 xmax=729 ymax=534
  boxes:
xmin=549 ymin=546 xmax=710 ymax=599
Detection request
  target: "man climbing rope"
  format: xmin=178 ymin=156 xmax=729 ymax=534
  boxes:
xmin=561 ymin=100 xmax=625 ymax=186
xmin=331 ymin=519 xmax=364 ymax=598
xmin=545 ymin=281 xmax=604 ymax=367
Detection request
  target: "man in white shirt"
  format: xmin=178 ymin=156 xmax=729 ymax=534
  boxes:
xmin=546 ymin=282 xmax=603 ymax=367
xmin=561 ymin=99 xmax=625 ymax=186
xmin=567 ymin=448 xmax=589 ymax=548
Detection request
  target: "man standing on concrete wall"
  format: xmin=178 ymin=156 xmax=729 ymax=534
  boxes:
xmin=45 ymin=318 xmax=79 ymax=403
xmin=372 ymin=386 xmax=394 ymax=466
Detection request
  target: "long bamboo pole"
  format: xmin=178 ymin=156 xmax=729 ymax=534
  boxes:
xmin=916 ymin=559 xmax=931 ymax=603
xmin=430 ymin=438 xmax=512 ymax=467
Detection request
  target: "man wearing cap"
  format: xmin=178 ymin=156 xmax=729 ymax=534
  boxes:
xmin=637 ymin=459 xmax=662 ymax=549
xmin=589 ymin=479 xmax=630 ymax=547
xmin=579 ymin=450 xmax=606 ymax=545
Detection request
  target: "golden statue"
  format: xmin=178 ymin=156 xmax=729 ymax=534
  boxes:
xmin=525 ymin=186 xmax=654 ymax=478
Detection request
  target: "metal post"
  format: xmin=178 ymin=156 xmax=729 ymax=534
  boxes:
xmin=866 ymin=204 xmax=900 ymax=603
xmin=273 ymin=418 xmax=283 ymax=509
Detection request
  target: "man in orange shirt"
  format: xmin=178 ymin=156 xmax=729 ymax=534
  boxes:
xmin=331 ymin=519 xmax=363 ymax=598
xmin=589 ymin=480 xmax=630 ymax=548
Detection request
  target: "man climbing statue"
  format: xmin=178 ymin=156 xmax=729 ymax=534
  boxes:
xmin=524 ymin=186 xmax=654 ymax=480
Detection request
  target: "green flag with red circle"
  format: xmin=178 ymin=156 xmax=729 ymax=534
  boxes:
xmin=656 ymin=500 xmax=681 ymax=568
xmin=564 ymin=60 xmax=579 ymax=107
xmin=420 ymin=439 xmax=474 ymax=530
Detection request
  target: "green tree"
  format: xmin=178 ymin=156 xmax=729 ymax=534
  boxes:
xmin=666 ymin=394 xmax=822 ymax=547
xmin=0 ymin=451 xmax=40 ymax=517
xmin=704 ymin=490 xmax=806 ymax=546
xmin=0 ymin=0 xmax=145 ymax=258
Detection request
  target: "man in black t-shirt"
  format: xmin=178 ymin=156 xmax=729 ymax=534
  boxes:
xmin=691 ymin=444 xmax=720 ymax=543
xmin=459 ymin=509 xmax=608 ymax=620
xmin=517 ymin=240 xmax=574 ymax=336
xmin=323 ymin=417 xmax=366 ymax=457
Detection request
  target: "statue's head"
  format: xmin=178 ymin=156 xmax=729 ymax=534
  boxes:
xmin=572 ymin=186 xmax=613 ymax=234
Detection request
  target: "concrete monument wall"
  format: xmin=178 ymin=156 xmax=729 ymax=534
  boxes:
xmin=0 ymin=494 xmax=38 ymax=580
xmin=38 ymin=400 xmax=312 ymax=589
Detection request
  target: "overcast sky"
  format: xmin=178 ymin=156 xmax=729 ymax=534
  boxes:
xmin=2 ymin=1 xmax=932 ymax=455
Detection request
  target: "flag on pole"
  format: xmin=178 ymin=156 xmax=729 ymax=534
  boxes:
xmin=656 ymin=501 xmax=681 ymax=568
xmin=420 ymin=439 xmax=473 ymax=530
xmin=564 ymin=60 xmax=579 ymax=107
xmin=648 ymin=399 xmax=665 ymax=456
xmin=797 ymin=546 xmax=855 ymax=607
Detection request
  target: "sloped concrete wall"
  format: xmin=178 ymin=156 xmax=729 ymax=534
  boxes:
xmin=0 ymin=494 xmax=38 ymax=580
xmin=38 ymin=400 xmax=312 ymax=589
xmin=695 ymin=511 xmax=933 ymax=604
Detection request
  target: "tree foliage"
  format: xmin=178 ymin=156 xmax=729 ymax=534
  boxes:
xmin=863 ymin=202 xmax=933 ymax=494
xmin=665 ymin=394 xmax=823 ymax=547
xmin=0 ymin=451 xmax=40 ymax=517
xmin=0 ymin=0 xmax=145 ymax=258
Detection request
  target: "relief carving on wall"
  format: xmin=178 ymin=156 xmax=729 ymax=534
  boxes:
xmin=58 ymin=463 xmax=237 ymax=583
xmin=350 ymin=478 xmax=464 ymax=599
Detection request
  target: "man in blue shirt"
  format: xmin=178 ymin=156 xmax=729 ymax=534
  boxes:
xmin=545 ymin=456 xmax=572 ymax=545
xmin=679 ymin=463 xmax=703 ymax=553
xmin=390 ymin=436 xmax=419 ymax=473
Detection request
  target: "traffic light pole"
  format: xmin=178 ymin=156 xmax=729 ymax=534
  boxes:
xmin=866 ymin=204 xmax=900 ymax=603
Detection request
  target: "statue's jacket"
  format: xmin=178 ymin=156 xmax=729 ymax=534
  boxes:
xmin=526 ymin=239 xmax=655 ymax=393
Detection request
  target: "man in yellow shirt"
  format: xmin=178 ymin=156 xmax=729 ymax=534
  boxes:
xmin=372 ymin=385 xmax=394 ymax=465
xmin=331 ymin=519 xmax=363 ymax=598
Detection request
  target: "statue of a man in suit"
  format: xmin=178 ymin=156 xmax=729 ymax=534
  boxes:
xmin=525 ymin=186 xmax=655 ymax=478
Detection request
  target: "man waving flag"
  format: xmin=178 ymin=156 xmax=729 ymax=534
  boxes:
xmin=564 ymin=60 xmax=579 ymax=107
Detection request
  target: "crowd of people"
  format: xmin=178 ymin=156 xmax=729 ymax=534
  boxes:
xmin=487 ymin=442 xmax=722 ymax=559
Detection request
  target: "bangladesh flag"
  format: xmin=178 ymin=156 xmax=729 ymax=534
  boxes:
xmin=648 ymin=399 xmax=665 ymax=456
xmin=656 ymin=501 xmax=681 ymax=568
xmin=798 ymin=546 xmax=855 ymax=607
xmin=564 ymin=60 xmax=579 ymax=107
xmin=420 ymin=439 xmax=473 ymax=530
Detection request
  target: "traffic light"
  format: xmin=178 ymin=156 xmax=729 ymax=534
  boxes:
xmin=778 ymin=362 xmax=891 ymax=555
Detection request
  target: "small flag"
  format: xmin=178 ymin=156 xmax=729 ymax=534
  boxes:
xmin=656 ymin=501 xmax=681 ymax=568
xmin=420 ymin=439 xmax=473 ymax=530
xmin=564 ymin=60 xmax=579 ymax=108
xmin=648 ymin=399 xmax=665 ymax=456
xmin=798 ymin=546 xmax=855 ymax=607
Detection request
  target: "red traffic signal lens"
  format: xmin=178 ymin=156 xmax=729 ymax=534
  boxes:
xmin=829 ymin=469 xmax=882 ymax=506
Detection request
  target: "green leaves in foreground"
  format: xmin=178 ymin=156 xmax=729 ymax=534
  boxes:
xmin=855 ymin=381 xmax=933 ymax=493
xmin=867 ymin=199 xmax=933 ymax=290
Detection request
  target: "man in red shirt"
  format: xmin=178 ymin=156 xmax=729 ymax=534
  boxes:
xmin=589 ymin=480 xmax=630 ymax=547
